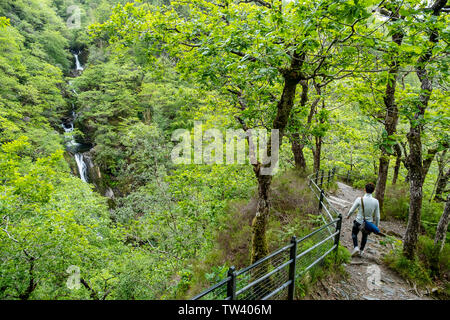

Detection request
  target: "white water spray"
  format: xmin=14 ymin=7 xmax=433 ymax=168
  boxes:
xmin=74 ymin=53 xmax=83 ymax=71
xmin=74 ymin=153 xmax=88 ymax=183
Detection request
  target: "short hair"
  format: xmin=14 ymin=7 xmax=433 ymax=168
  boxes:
xmin=365 ymin=182 xmax=375 ymax=194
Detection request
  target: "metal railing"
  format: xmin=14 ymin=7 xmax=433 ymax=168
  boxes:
xmin=191 ymin=170 xmax=343 ymax=301
xmin=308 ymin=168 xmax=340 ymax=225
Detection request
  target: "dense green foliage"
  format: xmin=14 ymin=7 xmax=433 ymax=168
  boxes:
xmin=0 ymin=0 xmax=448 ymax=300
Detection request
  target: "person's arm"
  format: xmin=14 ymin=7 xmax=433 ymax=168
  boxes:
xmin=346 ymin=198 xmax=359 ymax=219
xmin=375 ymin=200 xmax=380 ymax=227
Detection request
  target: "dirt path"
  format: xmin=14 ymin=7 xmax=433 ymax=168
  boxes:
xmin=310 ymin=181 xmax=432 ymax=300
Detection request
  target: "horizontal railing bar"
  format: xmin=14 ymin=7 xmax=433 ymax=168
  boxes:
xmin=236 ymin=259 xmax=293 ymax=296
xmin=322 ymin=196 xmax=341 ymax=217
xmin=295 ymin=218 xmax=338 ymax=244
xmin=300 ymin=244 xmax=337 ymax=275
xmin=296 ymin=230 xmax=338 ymax=260
xmin=261 ymin=280 xmax=292 ymax=300
xmin=191 ymin=276 xmax=231 ymax=300
xmin=320 ymin=206 xmax=334 ymax=236
xmin=236 ymin=243 xmax=293 ymax=276
xmin=309 ymin=179 xmax=321 ymax=194
xmin=321 ymin=202 xmax=335 ymax=221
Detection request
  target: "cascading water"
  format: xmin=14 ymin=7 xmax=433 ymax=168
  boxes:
xmin=62 ymin=52 xmax=90 ymax=183
xmin=74 ymin=52 xmax=84 ymax=71
xmin=74 ymin=153 xmax=88 ymax=183
xmin=62 ymin=112 xmax=89 ymax=183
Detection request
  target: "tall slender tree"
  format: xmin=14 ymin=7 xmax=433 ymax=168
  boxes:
xmin=402 ymin=0 xmax=448 ymax=259
xmin=374 ymin=3 xmax=405 ymax=213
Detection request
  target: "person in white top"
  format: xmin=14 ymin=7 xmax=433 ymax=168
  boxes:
xmin=346 ymin=182 xmax=381 ymax=257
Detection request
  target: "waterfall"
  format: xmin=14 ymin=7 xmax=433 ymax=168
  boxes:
xmin=74 ymin=153 xmax=88 ymax=183
xmin=61 ymin=52 xmax=90 ymax=183
xmin=62 ymin=112 xmax=89 ymax=182
xmin=74 ymin=53 xmax=83 ymax=71
xmin=62 ymin=120 xmax=78 ymax=149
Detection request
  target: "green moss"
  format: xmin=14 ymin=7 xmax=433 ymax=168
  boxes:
xmin=384 ymin=246 xmax=432 ymax=287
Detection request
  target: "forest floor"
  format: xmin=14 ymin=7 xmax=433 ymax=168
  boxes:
xmin=307 ymin=181 xmax=434 ymax=300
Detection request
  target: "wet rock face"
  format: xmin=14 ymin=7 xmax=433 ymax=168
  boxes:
xmin=84 ymin=151 xmax=115 ymax=199
xmin=64 ymin=151 xmax=79 ymax=177
xmin=84 ymin=151 xmax=102 ymax=191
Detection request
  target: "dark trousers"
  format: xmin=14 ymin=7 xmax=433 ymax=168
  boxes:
xmin=352 ymin=220 xmax=368 ymax=251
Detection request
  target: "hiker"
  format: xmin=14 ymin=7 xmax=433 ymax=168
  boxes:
xmin=346 ymin=182 xmax=382 ymax=257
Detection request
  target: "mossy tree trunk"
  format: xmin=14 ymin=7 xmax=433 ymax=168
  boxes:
xmin=434 ymin=194 xmax=450 ymax=254
xmin=433 ymin=151 xmax=449 ymax=202
xmin=251 ymin=55 xmax=303 ymax=264
xmin=290 ymin=80 xmax=320 ymax=173
xmin=375 ymin=29 xmax=403 ymax=214
xmin=291 ymin=132 xmax=307 ymax=171
xmin=251 ymin=172 xmax=272 ymax=263
xmin=403 ymin=0 xmax=447 ymax=260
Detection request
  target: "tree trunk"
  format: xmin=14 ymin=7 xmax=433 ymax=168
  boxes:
xmin=251 ymin=66 xmax=301 ymax=263
xmin=434 ymin=194 xmax=450 ymax=253
xmin=291 ymin=133 xmax=307 ymax=171
xmin=376 ymin=155 xmax=390 ymax=215
xmin=313 ymin=135 xmax=322 ymax=172
xmin=251 ymin=173 xmax=272 ymax=263
xmin=392 ymin=145 xmax=402 ymax=185
xmin=290 ymin=80 xmax=315 ymax=171
xmin=402 ymin=0 xmax=447 ymax=260
xmin=375 ymin=30 xmax=403 ymax=213
xmin=403 ymin=128 xmax=423 ymax=259
xmin=434 ymin=169 xmax=450 ymax=201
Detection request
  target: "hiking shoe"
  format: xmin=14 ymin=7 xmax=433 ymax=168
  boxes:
xmin=359 ymin=250 xmax=365 ymax=258
xmin=351 ymin=247 xmax=360 ymax=257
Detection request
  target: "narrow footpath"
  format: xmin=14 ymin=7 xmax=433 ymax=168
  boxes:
xmin=309 ymin=182 xmax=433 ymax=300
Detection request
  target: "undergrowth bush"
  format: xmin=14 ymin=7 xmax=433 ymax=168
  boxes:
xmin=421 ymin=201 xmax=446 ymax=239
xmin=417 ymin=236 xmax=450 ymax=279
xmin=383 ymin=184 xmax=410 ymax=220
xmin=384 ymin=236 xmax=450 ymax=299
xmin=295 ymin=244 xmax=350 ymax=299
xmin=384 ymin=240 xmax=432 ymax=287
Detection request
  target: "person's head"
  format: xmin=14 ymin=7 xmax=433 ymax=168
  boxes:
xmin=365 ymin=182 xmax=375 ymax=194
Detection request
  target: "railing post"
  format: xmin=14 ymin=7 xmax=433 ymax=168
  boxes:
xmin=315 ymin=170 xmax=319 ymax=184
xmin=327 ymin=170 xmax=331 ymax=187
xmin=227 ymin=266 xmax=236 ymax=300
xmin=346 ymin=170 xmax=350 ymax=183
xmin=332 ymin=167 xmax=336 ymax=181
xmin=334 ymin=214 xmax=342 ymax=263
xmin=288 ymin=236 xmax=297 ymax=300
xmin=320 ymin=169 xmax=324 ymax=187
xmin=318 ymin=189 xmax=324 ymax=212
